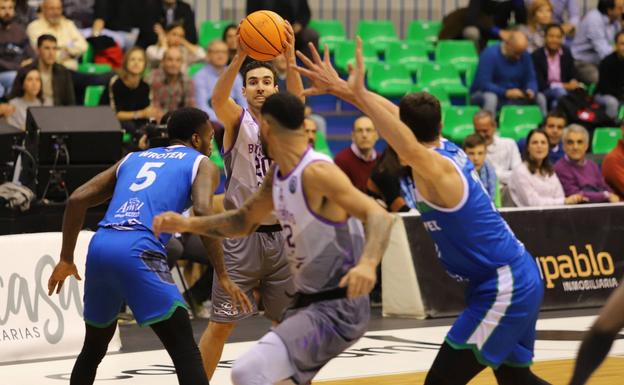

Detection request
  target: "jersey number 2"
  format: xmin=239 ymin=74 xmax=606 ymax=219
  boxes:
xmin=129 ymin=162 xmax=164 ymax=192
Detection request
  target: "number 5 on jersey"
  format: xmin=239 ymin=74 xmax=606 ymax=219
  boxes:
xmin=129 ymin=162 xmax=164 ymax=192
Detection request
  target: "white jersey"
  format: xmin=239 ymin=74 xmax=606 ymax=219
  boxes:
xmin=222 ymin=109 xmax=275 ymax=224
xmin=272 ymin=148 xmax=365 ymax=293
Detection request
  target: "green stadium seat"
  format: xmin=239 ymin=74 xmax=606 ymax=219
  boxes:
xmin=443 ymin=106 xmax=479 ymax=143
xmin=356 ymin=20 xmax=398 ymax=53
xmin=308 ymin=19 xmax=346 ymax=53
xmin=84 ymin=85 xmax=105 ymax=106
xmin=435 ymin=40 xmax=478 ymax=73
xmin=412 ymin=84 xmax=451 ymax=108
xmin=498 ymin=105 xmax=543 ymax=140
xmin=464 ymin=62 xmax=478 ymax=89
xmin=592 ymin=127 xmax=622 ymax=154
xmin=367 ymin=62 xmax=412 ymax=97
xmin=188 ymin=62 xmax=204 ymax=77
xmin=209 ymin=138 xmax=224 ymax=169
xmin=385 ymin=40 xmax=429 ymax=75
xmin=77 ymin=63 xmax=112 ymax=74
xmin=199 ymin=20 xmax=232 ymax=48
xmin=619 ymin=105 xmax=624 ymax=121
xmin=417 ymin=62 xmax=468 ymax=101
xmin=407 ymin=20 xmax=441 ymax=53
xmin=314 ymin=130 xmax=333 ymax=157
xmin=334 ymin=40 xmax=378 ymax=74
xmin=82 ymin=42 xmax=94 ymax=64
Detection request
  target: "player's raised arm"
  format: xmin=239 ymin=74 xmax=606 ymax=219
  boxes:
xmin=304 ymin=162 xmax=394 ymax=298
xmin=212 ymin=30 xmax=247 ymax=134
xmin=283 ymin=21 xmax=304 ymax=103
xmin=154 ymin=166 xmax=276 ymax=239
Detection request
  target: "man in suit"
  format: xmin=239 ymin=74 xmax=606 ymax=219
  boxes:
xmin=532 ymin=23 xmax=581 ymax=114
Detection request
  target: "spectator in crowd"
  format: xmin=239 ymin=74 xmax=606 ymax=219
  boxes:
xmin=518 ymin=0 xmax=553 ymax=53
xmin=0 ymin=0 xmax=35 ymax=98
xmin=194 ymin=40 xmax=246 ymax=123
xmin=304 ymin=105 xmax=327 ymax=137
xmin=527 ymin=0 xmax=580 ymax=36
xmin=101 ymin=47 xmax=162 ymax=140
xmin=7 ymin=67 xmax=49 ymax=130
xmin=470 ymin=31 xmax=539 ymax=115
xmin=334 ymin=115 xmax=379 ymax=192
xmin=595 ymin=31 xmax=624 ymax=120
xmin=303 ymin=117 xmax=317 ymax=148
xmin=367 ymin=146 xmax=416 ymax=212
xmin=554 ymin=124 xmax=620 ymax=202
xmin=247 ymin=0 xmax=318 ymax=58
xmin=473 ymin=110 xmax=522 ymax=185
xmin=146 ymin=46 xmax=195 ymax=114
xmin=92 ymin=0 xmax=145 ymax=49
xmin=463 ymin=133 xmax=497 ymax=200
xmin=13 ymin=0 xmax=35 ymax=26
xmin=571 ymin=0 xmax=623 ymax=85
xmin=518 ymin=110 xmax=567 ymax=162
xmin=602 ymin=121 xmax=624 ymax=198
xmin=147 ymin=21 xmax=205 ymax=70
xmin=222 ymin=24 xmax=237 ymax=64
xmin=157 ymin=0 xmax=198 ymax=45
xmin=509 ymin=129 xmax=586 ymax=206
xmin=13 ymin=34 xmax=75 ymax=105
xmin=26 ymin=0 xmax=87 ymax=71
xmin=458 ymin=0 xmax=527 ymax=47
xmin=532 ymin=23 xmax=580 ymax=114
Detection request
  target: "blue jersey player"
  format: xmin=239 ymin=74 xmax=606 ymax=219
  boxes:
xmin=47 ymin=108 xmax=251 ymax=385
xmin=295 ymin=39 xmax=551 ymax=385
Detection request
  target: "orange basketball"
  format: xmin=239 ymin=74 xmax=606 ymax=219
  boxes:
xmin=239 ymin=10 xmax=287 ymax=61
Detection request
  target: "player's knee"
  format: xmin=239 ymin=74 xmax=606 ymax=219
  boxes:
xmin=208 ymin=321 xmax=236 ymax=339
xmin=230 ymin=352 xmax=263 ymax=385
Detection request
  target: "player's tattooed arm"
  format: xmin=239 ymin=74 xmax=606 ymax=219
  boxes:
xmin=153 ymin=167 xmax=276 ymax=238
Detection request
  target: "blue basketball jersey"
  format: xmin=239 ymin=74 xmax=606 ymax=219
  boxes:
xmin=99 ymin=145 xmax=206 ymax=245
xmin=413 ymin=140 xmax=526 ymax=281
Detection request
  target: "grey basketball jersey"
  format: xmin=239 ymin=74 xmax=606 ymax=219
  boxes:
xmin=272 ymin=148 xmax=365 ymax=293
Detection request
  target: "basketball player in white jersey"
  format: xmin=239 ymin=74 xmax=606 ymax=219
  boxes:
xmin=154 ymin=92 xmax=393 ymax=385
xmin=195 ymin=22 xmax=304 ymax=379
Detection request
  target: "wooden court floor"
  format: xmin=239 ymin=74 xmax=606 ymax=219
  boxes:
xmin=316 ymin=357 xmax=624 ymax=385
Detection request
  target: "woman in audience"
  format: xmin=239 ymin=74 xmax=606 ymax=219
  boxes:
xmin=509 ymin=129 xmax=586 ymax=206
xmin=519 ymin=0 xmax=554 ymax=52
xmin=222 ymin=23 xmax=238 ymax=64
xmin=146 ymin=22 xmax=205 ymax=70
xmin=101 ymin=47 xmax=162 ymax=145
xmin=8 ymin=68 xmax=49 ymax=131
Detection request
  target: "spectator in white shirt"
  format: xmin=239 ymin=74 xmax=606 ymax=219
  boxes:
xmin=472 ymin=110 xmax=521 ymax=185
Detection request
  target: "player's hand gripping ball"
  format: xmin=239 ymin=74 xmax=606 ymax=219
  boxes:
xmin=239 ymin=10 xmax=287 ymax=61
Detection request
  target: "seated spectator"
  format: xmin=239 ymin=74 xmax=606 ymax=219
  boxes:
xmin=509 ymin=129 xmax=585 ymax=206
xmin=26 ymin=0 xmax=87 ymax=71
xmin=12 ymin=34 xmax=75 ymax=105
xmin=594 ymin=31 xmax=624 ymax=120
xmin=147 ymin=21 xmax=205 ymax=70
xmin=571 ymin=0 xmax=623 ymax=85
xmin=193 ymin=40 xmax=245 ymax=123
xmin=247 ymin=0 xmax=318 ymax=59
xmin=554 ymin=124 xmax=620 ymax=202
xmin=463 ymin=133 xmax=497 ymax=200
xmin=334 ymin=116 xmax=378 ymax=192
xmin=527 ymin=0 xmax=579 ymax=36
xmin=146 ymin=46 xmax=195 ymax=114
xmin=532 ymin=24 xmax=581 ymax=114
xmin=367 ymin=146 xmax=416 ymax=212
xmin=7 ymin=67 xmax=49 ymax=130
xmin=304 ymin=105 xmax=327 ymax=136
xmin=0 ymin=0 xmax=35 ymax=98
xmin=473 ymin=110 xmax=522 ymax=185
xmin=518 ymin=0 xmax=553 ymax=53
xmin=518 ymin=110 xmax=567 ymax=162
xmin=101 ymin=47 xmax=162 ymax=140
xmin=92 ymin=0 xmax=146 ymax=49
xmin=303 ymin=117 xmax=331 ymax=157
xmin=222 ymin=24 xmax=237 ymax=64
xmin=602 ymin=121 xmax=624 ymax=198
xmin=470 ymin=31 xmax=538 ymax=115
xmin=158 ymin=0 xmax=198 ymax=45
xmin=453 ymin=0 xmax=526 ymax=48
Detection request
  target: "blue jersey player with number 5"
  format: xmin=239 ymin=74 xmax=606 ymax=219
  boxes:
xmin=46 ymin=108 xmax=252 ymax=385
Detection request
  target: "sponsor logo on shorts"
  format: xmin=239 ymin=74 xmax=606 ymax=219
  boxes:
xmin=213 ymin=301 xmax=239 ymax=317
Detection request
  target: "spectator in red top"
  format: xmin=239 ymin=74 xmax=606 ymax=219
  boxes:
xmin=602 ymin=122 xmax=624 ymax=199
xmin=334 ymin=116 xmax=379 ymax=192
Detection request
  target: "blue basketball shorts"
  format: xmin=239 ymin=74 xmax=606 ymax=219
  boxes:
xmin=83 ymin=227 xmax=187 ymax=328
xmin=445 ymin=252 xmax=544 ymax=368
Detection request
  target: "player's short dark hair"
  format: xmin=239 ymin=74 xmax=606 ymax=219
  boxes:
xmin=37 ymin=34 xmax=57 ymax=48
xmin=261 ymin=93 xmax=305 ymax=130
xmin=399 ymin=92 xmax=442 ymax=143
xmin=242 ymin=61 xmax=277 ymax=87
xmin=463 ymin=133 xmax=486 ymax=150
xmin=167 ymin=107 xmax=210 ymax=142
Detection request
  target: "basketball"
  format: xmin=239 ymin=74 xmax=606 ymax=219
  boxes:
xmin=239 ymin=10 xmax=287 ymax=61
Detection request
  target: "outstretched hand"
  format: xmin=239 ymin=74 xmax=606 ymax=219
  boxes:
xmin=294 ymin=42 xmax=344 ymax=97
xmin=152 ymin=211 xmax=190 ymax=239
xmin=48 ymin=260 xmax=81 ymax=296
xmin=346 ymin=37 xmax=367 ymax=97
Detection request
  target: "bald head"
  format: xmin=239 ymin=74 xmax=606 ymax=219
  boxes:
xmin=42 ymin=0 xmax=62 ymax=24
xmin=207 ymin=40 xmax=228 ymax=68
xmin=503 ymin=31 xmax=528 ymax=61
